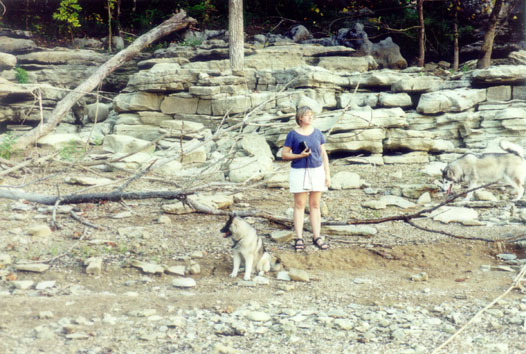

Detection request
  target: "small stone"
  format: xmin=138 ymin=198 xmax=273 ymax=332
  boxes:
xmin=277 ymin=283 xmax=294 ymax=292
xmin=85 ymin=257 xmax=102 ymax=276
xmin=38 ymin=311 xmax=54 ymax=319
xmin=165 ymin=265 xmax=186 ymax=276
xmin=131 ymin=261 xmax=164 ymax=275
xmin=65 ymin=333 xmax=90 ymax=340
xmin=172 ymin=277 xmax=196 ymax=288
xmin=112 ymin=211 xmax=132 ymax=219
xmin=0 ymin=254 xmax=12 ymax=265
xmin=15 ymin=263 xmax=50 ymax=273
xmin=246 ymin=311 xmax=271 ymax=322
xmin=186 ymin=261 xmax=200 ymax=275
xmin=12 ymin=280 xmax=34 ymax=290
xmin=35 ymin=280 xmax=56 ymax=290
xmin=27 ymin=225 xmax=52 ymax=238
xmin=417 ymin=192 xmax=431 ymax=204
xmin=288 ymin=268 xmax=310 ymax=282
xmin=270 ymin=230 xmax=294 ymax=243
xmin=410 ymin=272 xmax=428 ymax=282
xmin=276 ymin=271 xmax=291 ymax=281
xmin=253 ymin=276 xmax=270 ymax=285
xmin=167 ymin=316 xmax=186 ymax=328
xmin=190 ymin=251 xmax=204 ymax=259
xmin=158 ymin=215 xmax=171 ymax=224
xmin=497 ymin=253 xmax=517 ymax=261
xmin=334 ymin=319 xmax=353 ymax=330
xmin=34 ymin=326 xmax=55 ymax=340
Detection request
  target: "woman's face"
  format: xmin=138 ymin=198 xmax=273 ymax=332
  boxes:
xmin=299 ymin=111 xmax=313 ymax=126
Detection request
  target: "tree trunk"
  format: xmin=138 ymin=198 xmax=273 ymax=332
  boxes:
xmin=0 ymin=188 xmax=190 ymax=205
xmin=453 ymin=7 xmax=459 ymax=72
xmin=476 ymin=0 xmax=504 ymax=69
xmin=107 ymin=0 xmax=113 ymax=52
xmin=13 ymin=11 xmax=196 ymax=151
xmin=229 ymin=0 xmax=244 ymax=70
xmin=417 ymin=0 xmax=425 ymax=67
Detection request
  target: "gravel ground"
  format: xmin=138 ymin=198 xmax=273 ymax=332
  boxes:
xmin=1 ymin=159 xmax=526 ymax=354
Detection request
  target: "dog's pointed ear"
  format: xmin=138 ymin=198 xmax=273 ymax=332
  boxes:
xmin=441 ymin=167 xmax=448 ymax=179
xmin=220 ymin=213 xmax=234 ymax=234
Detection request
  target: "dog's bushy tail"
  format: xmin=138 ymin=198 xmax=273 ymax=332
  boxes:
xmin=500 ymin=140 xmax=524 ymax=158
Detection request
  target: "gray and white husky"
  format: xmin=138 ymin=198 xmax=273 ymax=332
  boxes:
xmin=221 ymin=215 xmax=271 ymax=280
xmin=442 ymin=140 xmax=526 ymax=201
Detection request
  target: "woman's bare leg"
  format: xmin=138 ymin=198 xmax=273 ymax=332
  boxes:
xmin=308 ymin=191 xmax=322 ymax=239
xmin=293 ymin=192 xmax=308 ymax=239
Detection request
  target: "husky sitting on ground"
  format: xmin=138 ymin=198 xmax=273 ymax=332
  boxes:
xmin=442 ymin=140 xmax=526 ymax=201
xmin=220 ymin=215 xmax=271 ymax=281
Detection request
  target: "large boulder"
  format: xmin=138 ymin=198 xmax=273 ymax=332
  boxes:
xmin=336 ymin=23 xmax=407 ymax=69
xmin=228 ymin=156 xmax=273 ymax=183
xmin=417 ymin=88 xmax=486 ymax=114
xmin=18 ymin=49 xmax=107 ymax=65
xmin=471 ymin=65 xmax=526 ymax=85
xmin=285 ymin=25 xmax=313 ymax=42
xmin=0 ymin=36 xmax=36 ymax=53
xmin=0 ymin=52 xmax=16 ymax=70
xmin=368 ymin=37 xmax=407 ymax=69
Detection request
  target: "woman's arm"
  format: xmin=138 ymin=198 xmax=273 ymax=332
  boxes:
xmin=281 ymin=146 xmax=311 ymax=161
xmin=320 ymin=144 xmax=331 ymax=187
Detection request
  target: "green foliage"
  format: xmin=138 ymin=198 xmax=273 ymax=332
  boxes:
xmin=0 ymin=132 xmax=17 ymax=159
xmin=14 ymin=67 xmax=29 ymax=84
xmin=91 ymin=136 xmax=104 ymax=146
xmin=59 ymin=140 xmax=84 ymax=161
xmin=180 ymin=38 xmax=203 ymax=47
xmin=187 ymin=0 xmax=216 ymax=26
xmin=53 ymin=0 xmax=82 ymax=38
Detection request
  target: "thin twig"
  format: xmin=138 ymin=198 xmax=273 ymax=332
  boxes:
xmin=0 ymin=152 xmax=58 ymax=177
xmin=70 ymin=210 xmax=101 ymax=229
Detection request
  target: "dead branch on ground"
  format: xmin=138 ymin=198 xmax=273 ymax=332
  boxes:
xmin=0 ymin=188 xmax=191 ymax=205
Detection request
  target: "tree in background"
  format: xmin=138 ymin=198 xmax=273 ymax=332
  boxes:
xmin=229 ymin=0 xmax=244 ymax=70
xmin=449 ymin=0 xmax=461 ymax=71
xmin=476 ymin=0 xmax=504 ymax=68
xmin=417 ymin=0 xmax=425 ymax=67
xmin=476 ymin=0 xmax=522 ymax=69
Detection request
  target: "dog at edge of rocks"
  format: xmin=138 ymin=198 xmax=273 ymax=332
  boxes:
xmin=220 ymin=215 xmax=271 ymax=281
xmin=442 ymin=140 xmax=526 ymax=202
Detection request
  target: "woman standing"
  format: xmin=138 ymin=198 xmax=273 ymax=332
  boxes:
xmin=282 ymin=106 xmax=331 ymax=251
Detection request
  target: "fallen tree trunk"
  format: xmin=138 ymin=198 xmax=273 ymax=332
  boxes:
xmin=0 ymin=188 xmax=191 ymax=205
xmin=13 ymin=11 xmax=196 ymax=151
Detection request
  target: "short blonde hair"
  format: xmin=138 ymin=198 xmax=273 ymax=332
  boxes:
xmin=295 ymin=106 xmax=313 ymax=125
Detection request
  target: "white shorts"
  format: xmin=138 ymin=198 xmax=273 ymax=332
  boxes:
xmin=289 ymin=166 xmax=327 ymax=193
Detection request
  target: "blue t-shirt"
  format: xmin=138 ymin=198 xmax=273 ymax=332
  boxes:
xmin=284 ymin=128 xmax=326 ymax=169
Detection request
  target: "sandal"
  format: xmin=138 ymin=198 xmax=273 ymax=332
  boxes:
xmin=312 ymin=237 xmax=328 ymax=250
xmin=294 ymin=238 xmax=305 ymax=251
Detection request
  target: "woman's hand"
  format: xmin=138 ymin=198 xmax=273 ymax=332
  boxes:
xmin=282 ymin=146 xmax=311 ymax=161
xmin=299 ymin=147 xmax=311 ymax=158
xmin=325 ymin=174 xmax=331 ymax=188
